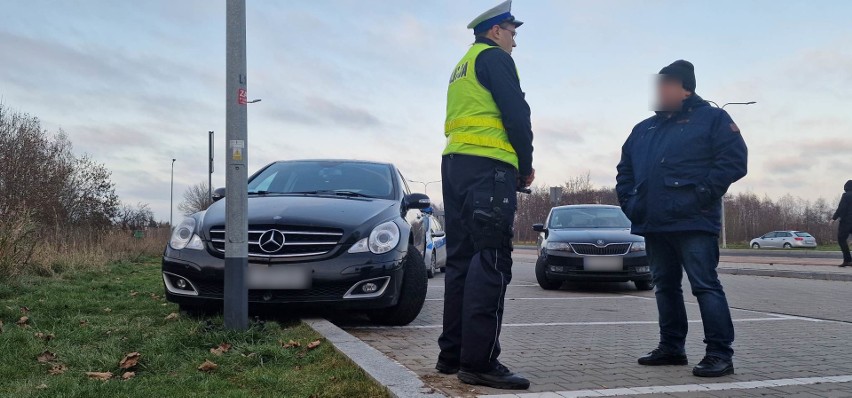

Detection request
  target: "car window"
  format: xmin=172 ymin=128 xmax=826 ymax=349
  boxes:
xmin=548 ymin=207 xmax=631 ymax=229
xmin=430 ymin=217 xmax=443 ymax=232
xmin=777 ymin=232 xmax=792 ymax=238
xmin=795 ymin=232 xmax=813 ymax=237
xmin=247 ymin=161 xmax=395 ymax=199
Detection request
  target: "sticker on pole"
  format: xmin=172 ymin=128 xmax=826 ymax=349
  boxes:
xmin=237 ymin=88 xmax=247 ymax=105
xmin=230 ymin=140 xmax=245 ymax=161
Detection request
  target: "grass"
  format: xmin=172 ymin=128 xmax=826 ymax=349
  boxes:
xmin=0 ymin=258 xmax=389 ymax=398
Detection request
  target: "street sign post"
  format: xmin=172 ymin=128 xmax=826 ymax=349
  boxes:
xmin=224 ymin=0 xmax=249 ymax=330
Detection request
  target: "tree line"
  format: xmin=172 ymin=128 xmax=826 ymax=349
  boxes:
xmin=512 ymin=173 xmax=843 ymax=245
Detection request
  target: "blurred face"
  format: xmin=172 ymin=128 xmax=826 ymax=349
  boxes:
xmin=656 ymin=76 xmax=691 ymax=112
xmin=486 ymin=23 xmax=517 ymax=54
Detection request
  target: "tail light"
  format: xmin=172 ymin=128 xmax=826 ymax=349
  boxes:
xmin=794 ymin=237 xmax=804 ymax=241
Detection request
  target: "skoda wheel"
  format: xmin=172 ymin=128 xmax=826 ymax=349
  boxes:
xmin=535 ymin=258 xmax=561 ymax=290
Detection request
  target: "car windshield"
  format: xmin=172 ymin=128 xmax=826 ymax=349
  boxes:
xmin=795 ymin=232 xmax=813 ymax=237
xmin=548 ymin=207 xmax=631 ymax=229
xmin=247 ymin=161 xmax=395 ymax=199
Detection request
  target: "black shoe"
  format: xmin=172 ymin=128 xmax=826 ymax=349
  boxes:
xmin=840 ymin=262 xmax=850 ymax=268
xmin=457 ymin=362 xmax=530 ymax=390
xmin=638 ymin=347 xmax=688 ymax=366
xmin=436 ymin=359 xmax=459 ymax=375
xmin=693 ymin=355 xmax=734 ymax=377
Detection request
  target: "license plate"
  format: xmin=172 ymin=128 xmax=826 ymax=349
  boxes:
xmin=583 ymin=256 xmax=624 ymax=271
xmin=247 ymin=265 xmax=311 ymax=289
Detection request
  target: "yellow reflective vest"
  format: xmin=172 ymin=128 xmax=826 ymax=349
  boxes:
xmin=443 ymin=43 xmax=518 ymax=170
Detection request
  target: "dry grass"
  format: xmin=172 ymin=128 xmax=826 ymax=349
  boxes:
xmin=0 ymin=210 xmax=167 ymax=280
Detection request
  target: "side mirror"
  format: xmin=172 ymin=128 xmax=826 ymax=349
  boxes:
xmin=212 ymin=187 xmax=226 ymax=202
xmin=532 ymin=223 xmax=546 ymax=232
xmin=404 ymin=193 xmax=431 ymax=210
xmin=432 ymin=230 xmax=446 ymax=238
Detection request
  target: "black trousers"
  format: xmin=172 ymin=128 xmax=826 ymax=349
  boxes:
xmin=839 ymin=223 xmax=852 ymax=263
xmin=438 ymin=154 xmax=517 ymax=372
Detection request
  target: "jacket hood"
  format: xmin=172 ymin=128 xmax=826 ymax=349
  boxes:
xmin=845 ymin=180 xmax=852 ymax=192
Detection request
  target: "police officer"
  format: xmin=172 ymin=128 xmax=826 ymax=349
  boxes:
xmin=831 ymin=180 xmax=852 ymax=267
xmin=437 ymin=0 xmax=534 ymax=390
xmin=616 ymin=60 xmax=748 ymax=378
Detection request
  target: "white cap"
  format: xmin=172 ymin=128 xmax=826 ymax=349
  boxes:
xmin=467 ymin=0 xmax=523 ymax=34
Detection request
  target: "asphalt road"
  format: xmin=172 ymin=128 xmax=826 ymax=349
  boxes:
xmin=342 ymin=250 xmax=852 ymax=398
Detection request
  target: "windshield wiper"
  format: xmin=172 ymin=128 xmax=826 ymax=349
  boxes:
xmin=327 ymin=190 xmax=375 ymax=198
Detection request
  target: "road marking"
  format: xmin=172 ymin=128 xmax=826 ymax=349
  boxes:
xmin=424 ymin=296 xmax=637 ymax=302
xmin=348 ymin=317 xmax=801 ymax=330
xmin=478 ymin=374 xmax=852 ymax=397
xmin=627 ymin=294 xmax=828 ymax=323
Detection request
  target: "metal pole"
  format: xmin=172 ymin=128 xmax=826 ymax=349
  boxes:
xmin=224 ymin=0 xmax=248 ymax=330
xmin=208 ymin=130 xmax=214 ymax=205
xmin=170 ymin=158 xmax=175 ymax=228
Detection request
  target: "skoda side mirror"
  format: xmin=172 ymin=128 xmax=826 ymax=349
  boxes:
xmin=212 ymin=187 xmax=226 ymax=202
xmin=404 ymin=193 xmax=431 ymax=210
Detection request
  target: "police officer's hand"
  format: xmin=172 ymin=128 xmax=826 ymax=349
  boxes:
xmin=519 ymin=168 xmax=535 ymax=187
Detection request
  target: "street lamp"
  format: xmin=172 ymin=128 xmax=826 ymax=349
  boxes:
xmin=408 ymin=179 xmax=441 ymax=196
xmin=706 ymin=100 xmax=756 ymax=249
xmin=170 ymin=158 xmax=176 ymax=229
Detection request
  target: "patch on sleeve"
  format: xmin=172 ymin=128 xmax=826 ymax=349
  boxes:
xmin=730 ymin=122 xmax=740 ymax=133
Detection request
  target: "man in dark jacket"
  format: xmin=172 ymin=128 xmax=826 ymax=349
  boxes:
xmin=831 ymin=180 xmax=852 ymax=267
xmin=616 ymin=60 xmax=748 ymax=378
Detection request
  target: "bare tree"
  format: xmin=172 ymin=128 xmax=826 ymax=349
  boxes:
xmin=115 ymin=202 xmax=156 ymax=231
xmin=178 ymin=181 xmax=213 ymax=215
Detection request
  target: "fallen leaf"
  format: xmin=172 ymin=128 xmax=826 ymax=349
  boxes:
xmin=48 ymin=364 xmax=67 ymax=375
xmin=129 ymin=290 xmax=138 ymax=297
xmin=164 ymin=312 xmax=179 ymax=321
xmin=210 ymin=342 xmax=232 ymax=356
xmin=241 ymin=352 xmax=257 ymax=358
xmin=35 ymin=332 xmax=56 ymax=341
xmin=197 ymin=360 xmax=218 ymax=372
xmin=281 ymin=339 xmax=300 ymax=348
xmin=0 ymin=319 xmax=4 ymax=333
xmin=103 ymin=308 xmax=112 ymax=313
xmin=85 ymin=371 xmax=113 ymax=381
xmin=35 ymin=383 xmax=48 ymax=390
xmin=17 ymin=316 xmax=29 ymax=326
xmin=79 ymin=319 xmax=88 ymax=327
xmin=37 ymin=351 xmax=56 ymax=363
xmin=121 ymin=371 xmax=135 ymax=380
xmin=150 ymin=293 xmax=161 ymax=301
xmin=307 ymin=340 xmax=322 ymax=350
xmin=20 ymin=306 xmax=30 ymax=314
xmin=119 ymin=352 xmax=141 ymax=369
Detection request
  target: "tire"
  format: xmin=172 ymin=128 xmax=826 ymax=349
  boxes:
xmin=751 ymin=243 xmax=760 ymax=249
xmin=535 ymin=257 xmax=562 ymax=290
xmin=179 ymin=302 xmax=218 ymax=317
xmin=367 ymin=249 xmax=428 ymax=326
xmin=783 ymin=243 xmax=792 ymax=249
xmin=634 ymin=280 xmax=654 ymax=291
xmin=426 ymin=250 xmax=436 ymax=279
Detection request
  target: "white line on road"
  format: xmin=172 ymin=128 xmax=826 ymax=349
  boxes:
xmin=424 ymin=296 xmax=637 ymax=302
xmin=347 ymin=317 xmax=802 ymax=330
xmin=478 ymin=374 xmax=852 ymax=398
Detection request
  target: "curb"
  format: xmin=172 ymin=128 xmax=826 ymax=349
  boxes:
xmin=718 ymin=267 xmax=852 ymax=282
xmin=303 ymin=318 xmax=446 ymax=398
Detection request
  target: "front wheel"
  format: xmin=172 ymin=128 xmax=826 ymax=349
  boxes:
xmin=634 ymin=280 xmax=654 ymax=291
xmin=366 ymin=249 xmax=427 ymax=326
xmin=426 ymin=250 xmax=436 ymax=279
xmin=535 ymin=258 xmax=562 ymax=290
xmin=751 ymin=243 xmax=760 ymax=249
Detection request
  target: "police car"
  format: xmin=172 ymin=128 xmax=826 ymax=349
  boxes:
xmin=423 ymin=213 xmax=447 ymax=278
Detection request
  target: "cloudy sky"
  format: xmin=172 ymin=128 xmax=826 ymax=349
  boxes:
xmin=1 ymin=0 xmax=851 ymax=221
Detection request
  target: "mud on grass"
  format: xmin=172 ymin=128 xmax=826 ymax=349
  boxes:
xmin=0 ymin=259 xmax=389 ymax=398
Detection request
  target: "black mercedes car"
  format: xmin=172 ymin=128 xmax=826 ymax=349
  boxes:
xmin=162 ymin=159 xmax=431 ymax=325
xmin=532 ymin=204 xmax=653 ymax=291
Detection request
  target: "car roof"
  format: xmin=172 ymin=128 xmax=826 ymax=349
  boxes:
xmin=551 ymin=204 xmax=620 ymax=210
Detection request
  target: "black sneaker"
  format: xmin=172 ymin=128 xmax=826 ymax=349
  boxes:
xmin=435 ymin=359 xmax=459 ymax=375
xmin=458 ymin=362 xmax=530 ymax=390
xmin=638 ymin=347 xmax=688 ymax=366
xmin=693 ymin=355 xmax=734 ymax=377
xmin=840 ymin=262 xmax=850 ymax=268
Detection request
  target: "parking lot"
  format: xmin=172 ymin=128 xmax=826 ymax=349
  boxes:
xmin=335 ymin=250 xmax=852 ymax=397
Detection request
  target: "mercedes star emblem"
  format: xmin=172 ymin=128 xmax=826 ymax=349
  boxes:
xmin=258 ymin=230 xmax=286 ymax=253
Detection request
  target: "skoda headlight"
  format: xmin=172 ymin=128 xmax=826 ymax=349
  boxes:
xmin=630 ymin=241 xmax=646 ymax=252
xmin=545 ymin=241 xmax=573 ymax=252
xmin=170 ymin=218 xmax=204 ymax=250
xmin=348 ymin=221 xmax=401 ymax=254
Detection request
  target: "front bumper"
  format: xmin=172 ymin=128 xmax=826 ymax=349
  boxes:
xmin=162 ymin=245 xmax=406 ymax=310
xmin=542 ymin=250 xmax=650 ymax=283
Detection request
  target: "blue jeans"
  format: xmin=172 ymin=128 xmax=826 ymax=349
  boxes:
xmin=645 ymin=232 xmax=734 ymax=360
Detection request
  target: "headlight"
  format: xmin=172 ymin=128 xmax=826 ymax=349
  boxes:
xmin=630 ymin=242 xmax=646 ymax=252
xmin=348 ymin=221 xmax=401 ymax=254
xmin=170 ymin=218 xmax=204 ymax=250
xmin=545 ymin=242 xmax=573 ymax=252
